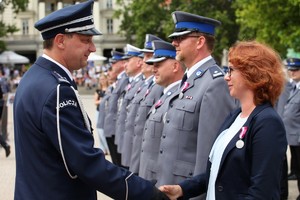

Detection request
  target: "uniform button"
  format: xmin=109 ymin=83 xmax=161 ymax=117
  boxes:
xmin=142 ymin=139 xmax=145 ymax=142
xmin=141 ymin=150 xmax=143 ymax=152
xmin=162 ymin=135 xmax=166 ymax=138
xmin=217 ymin=186 xmax=223 ymax=191
xmin=166 ymin=119 xmax=170 ymax=123
xmin=170 ymin=104 xmax=173 ymax=108
xmin=160 ymin=149 xmax=163 ymax=154
xmin=189 ymin=172 xmax=193 ymax=176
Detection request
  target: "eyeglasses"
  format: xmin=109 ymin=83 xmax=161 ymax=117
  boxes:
xmin=171 ymin=35 xmax=200 ymax=43
xmin=223 ymin=66 xmax=235 ymax=77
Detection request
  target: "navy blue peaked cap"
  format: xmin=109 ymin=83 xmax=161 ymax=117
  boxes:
xmin=35 ymin=0 xmax=102 ymax=40
xmin=286 ymin=58 xmax=300 ymax=70
xmin=169 ymin=11 xmax=221 ymax=38
xmin=110 ymin=51 xmax=124 ymax=63
xmin=141 ymin=34 xmax=163 ymax=53
xmin=146 ymin=40 xmax=176 ymax=64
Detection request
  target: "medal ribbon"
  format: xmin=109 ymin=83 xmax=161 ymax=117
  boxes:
xmin=239 ymin=126 xmax=248 ymax=140
xmin=181 ymin=82 xmax=190 ymax=92
xmin=154 ymin=99 xmax=163 ymax=108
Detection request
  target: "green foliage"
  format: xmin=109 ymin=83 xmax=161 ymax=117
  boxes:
xmin=115 ymin=0 xmax=238 ymax=63
xmin=115 ymin=0 xmax=300 ymax=60
xmin=234 ymin=0 xmax=300 ymax=57
xmin=0 ymin=0 xmax=29 ymax=13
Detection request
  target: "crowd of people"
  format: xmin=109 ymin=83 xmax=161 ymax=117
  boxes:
xmin=11 ymin=0 xmax=300 ymax=200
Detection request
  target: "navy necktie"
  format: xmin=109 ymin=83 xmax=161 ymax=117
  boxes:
xmin=180 ymin=73 xmax=187 ymax=87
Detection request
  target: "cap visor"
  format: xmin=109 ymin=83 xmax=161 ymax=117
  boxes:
xmin=168 ymin=30 xmax=192 ymax=38
xmin=77 ymin=28 xmax=102 ymax=35
xmin=146 ymin=57 xmax=167 ymax=64
xmin=140 ymin=48 xmax=154 ymax=53
xmin=288 ymin=66 xmax=300 ymax=70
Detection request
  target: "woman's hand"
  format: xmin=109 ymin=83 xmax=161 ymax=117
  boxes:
xmin=159 ymin=185 xmax=183 ymax=200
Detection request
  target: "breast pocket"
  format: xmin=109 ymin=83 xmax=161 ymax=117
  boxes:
xmin=147 ymin=112 xmax=164 ymax=138
xmin=172 ymin=99 xmax=197 ymax=131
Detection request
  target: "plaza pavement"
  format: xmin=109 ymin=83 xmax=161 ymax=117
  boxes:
xmin=0 ymin=88 xmax=298 ymax=199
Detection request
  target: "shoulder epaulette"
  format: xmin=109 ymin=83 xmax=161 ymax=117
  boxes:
xmin=209 ymin=66 xmax=224 ymax=79
xmin=52 ymin=71 xmax=71 ymax=84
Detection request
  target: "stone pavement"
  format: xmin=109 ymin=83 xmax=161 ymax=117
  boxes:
xmin=0 ymin=90 xmax=299 ymax=200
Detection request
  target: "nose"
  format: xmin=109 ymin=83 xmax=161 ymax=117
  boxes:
xmin=90 ymin=42 xmax=96 ymax=52
xmin=224 ymin=73 xmax=230 ymax=81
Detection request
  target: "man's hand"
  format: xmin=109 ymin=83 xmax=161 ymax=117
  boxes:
xmin=151 ymin=186 xmax=170 ymax=200
xmin=159 ymin=185 xmax=183 ymax=200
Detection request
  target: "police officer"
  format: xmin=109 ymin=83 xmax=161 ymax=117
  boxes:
xmin=115 ymin=44 xmax=145 ymax=168
xmin=139 ymin=40 xmax=185 ymax=180
xmin=282 ymin=58 xmax=300 ymax=200
xmin=121 ymin=34 xmax=164 ymax=174
xmin=103 ymin=50 xmax=128 ymax=166
xmin=154 ymin=11 xmax=237 ymax=194
xmin=13 ymin=1 xmax=169 ymax=199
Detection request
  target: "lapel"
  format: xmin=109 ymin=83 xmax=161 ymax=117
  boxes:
xmin=147 ymin=83 xmax=179 ymax=117
xmin=36 ymin=57 xmax=77 ymax=89
xmin=288 ymin=88 xmax=299 ymax=102
xmin=218 ymin=103 xmax=271 ymax=170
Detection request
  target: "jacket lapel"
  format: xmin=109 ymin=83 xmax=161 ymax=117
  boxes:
xmin=218 ymin=103 xmax=271 ymax=170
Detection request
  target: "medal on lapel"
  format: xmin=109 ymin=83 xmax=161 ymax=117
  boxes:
xmin=179 ymin=82 xmax=190 ymax=99
xmin=236 ymin=126 xmax=248 ymax=149
xmin=152 ymin=99 xmax=163 ymax=114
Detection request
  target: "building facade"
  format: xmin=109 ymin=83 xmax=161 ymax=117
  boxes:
xmin=0 ymin=0 xmax=128 ymax=63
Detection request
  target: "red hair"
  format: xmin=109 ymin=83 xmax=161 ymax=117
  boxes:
xmin=228 ymin=41 xmax=285 ymax=106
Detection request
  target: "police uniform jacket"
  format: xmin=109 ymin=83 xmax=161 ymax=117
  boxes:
xmin=122 ymin=77 xmax=154 ymax=168
xmin=116 ymin=74 xmax=144 ymax=156
xmin=155 ymin=58 xmax=237 ymax=187
xmin=96 ymin=85 xmax=113 ymax=129
xmin=178 ymin=103 xmax=287 ymax=200
xmin=130 ymin=83 xmax=164 ymax=174
xmin=283 ymin=85 xmax=300 ymax=146
xmin=139 ymin=83 xmax=179 ymax=180
xmin=103 ymin=72 xmax=128 ymax=137
xmin=13 ymin=57 xmax=158 ymax=200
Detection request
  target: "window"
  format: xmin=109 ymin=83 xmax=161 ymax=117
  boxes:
xmin=22 ymin=19 xmax=29 ymax=35
xmin=107 ymin=19 xmax=113 ymax=34
xmin=107 ymin=0 xmax=113 ymax=9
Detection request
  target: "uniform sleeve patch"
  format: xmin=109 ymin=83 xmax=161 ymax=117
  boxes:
xmin=209 ymin=66 xmax=224 ymax=79
xmin=59 ymin=99 xmax=78 ymax=109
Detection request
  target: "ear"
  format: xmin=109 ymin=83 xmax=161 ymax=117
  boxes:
xmin=196 ymin=36 xmax=205 ymax=50
xmin=54 ymin=34 xmax=66 ymax=50
xmin=137 ymin=58 xmax=143 ymax=68
xmin=172 ymin=60 xmax=179 ymax=73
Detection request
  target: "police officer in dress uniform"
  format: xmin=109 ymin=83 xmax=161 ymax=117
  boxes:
xmin=13 ymin=1 xmax=169 ymax=200
xmin=103 ymin=50 xmax=128 ymax=166
xmin=115 ymin=44 xmax=145 ymax=168
xmin=154 ymin=11 xmax=237 ymax=197
xmin=129 ymin=34 xmax=165 ymax=174
xmin=282 ymin=58 xmax=300 ymax=200
xmin=139 ymin=40 xmax=185 ymax=180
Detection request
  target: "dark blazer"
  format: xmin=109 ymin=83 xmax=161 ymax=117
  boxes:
xmin=179 ymin=103 xmax=287 ymax=200
xmin=13 ymin=57 xmax=157 ymax=200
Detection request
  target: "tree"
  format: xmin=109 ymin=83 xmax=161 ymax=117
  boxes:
xmin=234 ymin=0 xmax=300 ymax=57
xmin=115 ymin=0 xmax=239 ymax=64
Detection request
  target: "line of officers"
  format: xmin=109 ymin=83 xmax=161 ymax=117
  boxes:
xmin=96 ymin=11 xmax=238 ymax=193
xmin=96 ymin=12 xmax=300 ymax=200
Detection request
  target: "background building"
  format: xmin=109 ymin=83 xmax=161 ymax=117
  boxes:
xmin=0 ymin=0 xmax=127 ymax=63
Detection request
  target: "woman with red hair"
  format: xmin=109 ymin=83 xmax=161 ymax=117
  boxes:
xmin=160 ymin=41 xmax=287 ymax=200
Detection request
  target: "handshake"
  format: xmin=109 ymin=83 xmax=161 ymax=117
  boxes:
xmin=151 ymin=180 xmax=183 ymax=200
